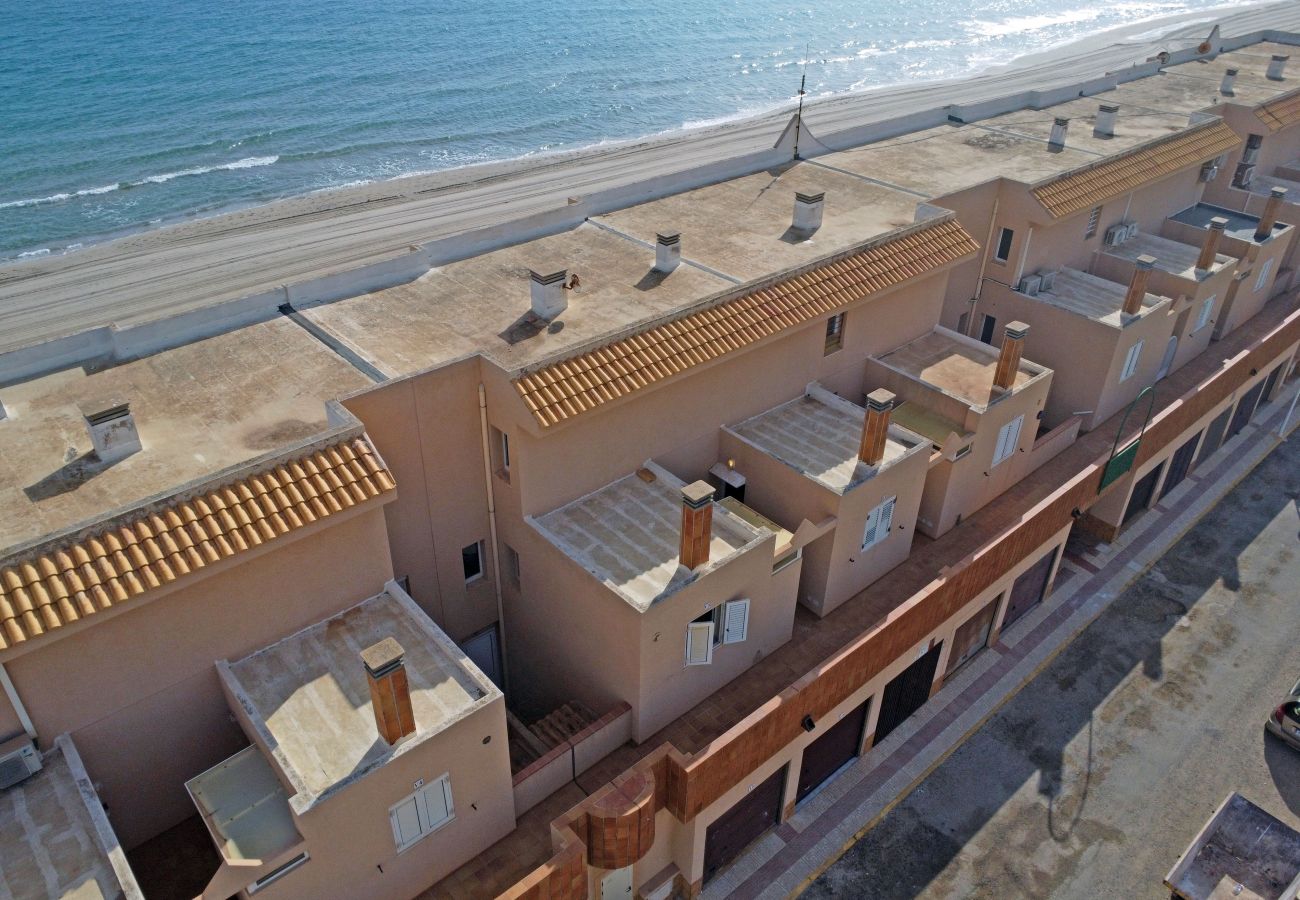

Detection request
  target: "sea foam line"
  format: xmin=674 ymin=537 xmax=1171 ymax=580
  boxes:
xmin=0 ymin=156 xmax=279 ymax=210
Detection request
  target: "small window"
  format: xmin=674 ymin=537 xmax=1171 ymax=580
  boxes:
xmin=503 ymin=543 xmax=520 ymax=586
xmin=462 ymin=541 xmax=484 ymax=583
xmin=1120 ymin=340 xmax=1144 ymax=382
xmin=390 ymin=776 xmax=455 ymax=852
xmin=247 ymin=852 xmax=310 ymax=894
xmin=1085 ymin=206 xmax=1102 ymax=239
xmin=994 ymin=227 xmax=1014 ymax=263
xmin=1195 ymin=295 xmax=1215 ymax=332
xmin=861 ymin=495 xmax=897 ymax=550
xmin=992 ymin=415 xmax=1024 ymax=467
xmin=490 ymin=427 xmax=511 ymax=482
xmin=979 ymin=313 xmax=998 ymax=345
xmin=824 ymin=313 xmax=845 ymax=355
xmin=1255 ymin=258 xmax=1274 ymax=292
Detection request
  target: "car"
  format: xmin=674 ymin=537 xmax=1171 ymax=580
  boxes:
xmin=1265 ymin=678 xmax=1300 ymax=751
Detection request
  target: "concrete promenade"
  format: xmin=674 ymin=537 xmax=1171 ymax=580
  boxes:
xmin=3 ymin=2 xmax=1299 ymax=362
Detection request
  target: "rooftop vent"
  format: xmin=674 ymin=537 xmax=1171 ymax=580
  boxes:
xmin=1268 ymin=55 xmax=1289 ymax=82
xmin=363 ymin=637 xmax=416 ymax=746
xmin=80 ymin=399 xmax=141 ymax=463
xmin=1256 ymin=186 xmax=1288 ymax=241
xmin=993 ymin=322 xmax=1029 ymax=391
xmin=858 ymin=389 xmax=896 ymax=467
xmin=529 ymin=269 xmax=568 ymax=319
xmin=1123 ymin=255 xmax=1157 ymax=316
xmin=1048 ymin=117 xmax=1069 ymax=150
xmin=679 ymin=481 xmax=715 ymax=571
xmin=793 ymin=191 xmax=825 ymax=235
xmin=1197 ymin=216 xmax=1229 ymax=271
xmin=655 ymin=232 xmax=681 ymax=273
xmin=1220 ymin=68 xmax=1238 ymax=95
xmin=1094 ymin=104 xmax=1119 ymax=138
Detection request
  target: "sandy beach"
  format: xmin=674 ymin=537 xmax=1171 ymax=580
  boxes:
xmin=0 ymin=0 xmax=1294 ymax=361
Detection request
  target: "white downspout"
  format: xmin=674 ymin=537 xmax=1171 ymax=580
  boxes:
xmin=968 ymin=194 xmax=1002 ymax=337
xmin=0 ymin=662 xmax=36 ymax=740
xmin=477 ymin=384 xmax=510 ymax=691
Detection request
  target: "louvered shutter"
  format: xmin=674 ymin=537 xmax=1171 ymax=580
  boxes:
xmin=862 ymin=503 xmax=881 ymax=549
xmin=422 ymin=777 xmax=453 ymax=827
xmin=878 ymin=496 xmax=896 ymax=539
xmin=686 ymin=621 xmax=714 ymax=666
xmin=723 ymin=599 xmax=750 ymax=644
xmin=391 ymin=796 xmax=423 ymax=848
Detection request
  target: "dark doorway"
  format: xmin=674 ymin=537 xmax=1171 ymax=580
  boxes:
xmin=1228 ymin=379 xmax=1267 ymax=439
xmin=1196 ymin=406 xmax=1233 ymax=467
xmin=1159 ymin=432 xmax=1201 ymax=501
xmin=979 ymin=314 xmax=998 ymax=345
xmin=796 ymin=700 xmax=870 ymax=805
xmin=1001 ymin=546 xmax=1058 ymax=633
xmin=703 ymin=766 xmax=786 ymax=884
xmin=1122 ymin=462 xmax=1164 ymax=526
xmin=1261 ymin=364 xmax=1283 ymax=405
xmin=874 ymin=643 xmax=943 ymax=746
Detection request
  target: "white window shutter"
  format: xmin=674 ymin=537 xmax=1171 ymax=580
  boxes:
xmin=391 ymin=796 xmax=422 ymax=848
xmin=422 ymin=777 xmax=452 ymax=826
xmin=723 ymin=599 xmax=750 ymax=644
xmin=1197 ymin=296 xmax=1215 ymax=330
xmin=862 ymin=504 xmax=881 ymax=549
xmin=1122 ymin=341 xmax=1143 ymax=381
xmin=879 ymin=496 xmax=896 ymax=536
xmin=994 ymin=416 xmax=1023 ymax=465
xmin=686 ymin=621 xmax=714 ymax=666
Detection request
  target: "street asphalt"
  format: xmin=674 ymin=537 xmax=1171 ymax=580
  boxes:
xmin=804 ymin=433 xmax=1300 ymax=899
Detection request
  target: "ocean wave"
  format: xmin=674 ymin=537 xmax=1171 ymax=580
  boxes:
xmin=0 ymin=156 xmax=279 ymax=210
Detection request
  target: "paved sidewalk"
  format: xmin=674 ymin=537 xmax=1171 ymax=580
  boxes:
xmin=699 ymin=378 xmax=1300 ymax=900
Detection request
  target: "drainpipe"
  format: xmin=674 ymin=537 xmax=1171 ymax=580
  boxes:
xmin=969 ymin=194 xmax=1003 ymax=336
xmin=477 ymin=384 xmax=511 ymax=692
xmin=0 ymin=663 xmax=36 ymax=740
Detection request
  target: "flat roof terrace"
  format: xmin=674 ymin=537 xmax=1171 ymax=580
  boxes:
xmin=1102 ymin=231 xmax=1234 ymax=278
xmin=1163 ymin=41 xmax=1300 ymax=90
xmin=975 ymin=97 xmax=1192 ymax=156
xmin=300 ymin=222 xmax=733 ymax=378
xmin=873 ymin=328 xmax=1042 ymax=408
xmin=531 ymin=461 xmax=768 ymax=612
xmin=726 ymin=386 xmax=924 ymax=494
xmin=0 ymin=736 xmax=142 ymax=900
xmin=1035 ymin=266 xmax=1167 ymax=327
xmin=1170 ymin=202 xmax=1291 ymax=242
xmin=223 ymin=587 xmax=499 ymax=810
xmin=0 ymin=317 xmax=371 ymax=554
xmin=593 ymin=161 xmax=922 ymax=281
xmin=1103 ymin=69 xmax=1285 ymax=116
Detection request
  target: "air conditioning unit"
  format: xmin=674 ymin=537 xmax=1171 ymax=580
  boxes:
xmin=1242 ymin=146 xmax=1260 ymax=165
xmin=1125 ymin=222 xmax=1140 ymax=241
xmin=1104 ymin=224 xmax=1127 ymax=246
xmin=0 ymin=736 xmax=41 ymax=791
xmin=1019 ymin=274 xmax=1042 ymax=296
xmin=1235 ymin=163 xmax=1256 ymax=188
xmin=1199 ymin=162 xmax=1220 ymax=183
xmin=1039 ymin=269 xmax=1058 ymax=292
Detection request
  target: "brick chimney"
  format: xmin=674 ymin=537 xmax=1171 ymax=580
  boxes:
xmin=993 ymin=322 xmax=1030 ymax=391
xmin=655 ymin=232 xmax=681 ymax=273
xmin=363 ymin=637 xmax=416 ymax=746
xmin=1255 ymin=187 xmax=1287 ymax=241
xmin=1220 ymin=68 xmax=1238 ymax=95
xmin=1196 ymin=217 xmax=1229 ymax=271
xmin=1094 ymin=104 xmax=1119 ymax=138
xmin=679 ymin=481 xmax=715 ymax=570
xmin=858 ymin=389 xmax=896 ymax=467
xmin=793 ymin=192 xmax=825 ymax=234
xmin=1048 ymin=117 xmax=1069 ymax=150
xmin=1123 ymin=255 xmax=1157 ymax=316
xmin=1267 ymin=55 xmax=1289 ymax=82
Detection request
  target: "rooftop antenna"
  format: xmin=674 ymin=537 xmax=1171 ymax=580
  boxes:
xmin=793 ymin=44 xmax=809 ymax=159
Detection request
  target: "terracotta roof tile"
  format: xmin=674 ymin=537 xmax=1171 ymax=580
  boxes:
xmin=1032 ymin=121 xmax=1241 ymax=218
xmin=1257 ymin=88 xmax=1300 ymax=132
xmin=0 ymin=435 xmax=395 ymax=651
xmin=513 ymin=217 xmax=978 ymax=428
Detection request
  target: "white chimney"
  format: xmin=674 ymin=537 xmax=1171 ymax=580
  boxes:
xmin=655 ymin=232 xmax=681 ymax=273
xmin=1049 ymin=117 xmax=1069 ymax=150
xmin=1268 ymin=55 xmax=1289 ymax=81
xmin=529 ymin=269 xmax=568 ymax=319
xmin=793 ymin=192 xmax=825 ymax=234
xmin=1220 ymin=68 xmax=1238 ymax=95
xmin=81 ymin=400 xmax=141 ymax=463
xmin=1094 ymin=104 xmax=1119 ymax=138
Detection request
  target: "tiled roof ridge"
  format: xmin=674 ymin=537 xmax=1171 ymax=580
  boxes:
xmin=513 ymin=216 xmax=980 ymax=428
xmin=1257 ymin=85 xmax=1300 ymax=131
xmin=0 ymin=433 xmax=396 ymax=651
xmin=1031 ymin=119 xmax=1242 ymax=217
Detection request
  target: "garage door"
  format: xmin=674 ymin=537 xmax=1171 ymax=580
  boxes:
xmin=1122 ymin=462 xmax=1163 ymax=526
xmin=1228 ymin=379 xmax=1267 ymax=439
xmin=873 ymin=643 xmax=943 ymax=746
xmin=945 ymin=596 xmax=1000 ymax=677
xmin=1158 ymin=432 xmax=1201 ymax=501
xmin=1001 ymin=547 xmax=1057 ymax=633
xmin=703 ymin=766 xmax=786 ymax=883
xmin=796 ymin=700 xmax=870 ymax=805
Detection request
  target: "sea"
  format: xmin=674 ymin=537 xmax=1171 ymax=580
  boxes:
xmin=0 ymin=0 xmax=1247 ymax=261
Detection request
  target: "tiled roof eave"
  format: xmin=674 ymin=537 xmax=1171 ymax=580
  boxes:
xmin=1258 ymin=87 xmax=1300 ymax=132
xmin=513 ymin=217 xmax=979 ymax=429
xmin=0 ymin=435 xmax=397 ymax=652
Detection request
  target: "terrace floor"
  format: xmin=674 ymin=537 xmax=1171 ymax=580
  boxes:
xmin=423 ymin=288 xmax=1300 ymax=899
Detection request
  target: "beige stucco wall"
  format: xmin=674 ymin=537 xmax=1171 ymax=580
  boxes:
xmin=0 ymin=505 xmax=394 ymax=849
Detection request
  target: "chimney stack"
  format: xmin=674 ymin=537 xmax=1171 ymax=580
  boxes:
xmin=1267 ymin=55 xmax=1289 ymax=82
xmin=993 ymin=322 xmax=1030 ymax=391
xmin=80 ymin=399 xmax=141 ymax=463
xmin=655 ymin=232 xmax=681 ymax=273
xmin=1197 ymin=217 xmax=1229 ymax=271
xmin=858 ymin=389 xmax=896 ymax=467
xmin=1220 ymin=68 xmax=1238 ymax=95
xmin=1049 ymin=117 xmax=1070 ymax=150
xmin=679 ymin=482 xmax=714 ymax=571
xmin=529 ymin=269 xmax=568 ymax=319
xmin=1255 ymin=187 xmax=1287 ymax=241
xmin=363 ymin=638 xmax=416 ymax=746
xmin=793 ymin=192 xmax=825 ymax=234
xmin=1123 ymin=255 xmax=1157 ymax=316
xmin=1094 ymin=104 xmax=1119 ymax=138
